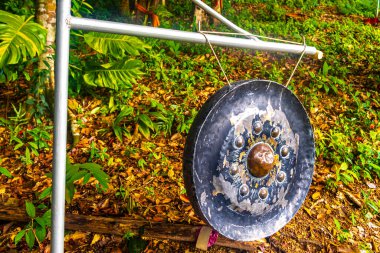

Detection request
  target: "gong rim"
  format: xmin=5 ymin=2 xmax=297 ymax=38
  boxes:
xmin=183 ymin=80 xmax=315 ymax=241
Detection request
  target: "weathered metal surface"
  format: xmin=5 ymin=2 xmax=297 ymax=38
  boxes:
xmin=183 ymin=80 xmax=315 ymax=241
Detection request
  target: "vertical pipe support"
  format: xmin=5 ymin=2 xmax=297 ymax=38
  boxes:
xmin=51 ymin=0 xmax=71 ymax=252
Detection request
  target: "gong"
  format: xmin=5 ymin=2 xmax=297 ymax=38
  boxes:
xmin=183 ymin=80 xmax=315 ymax=241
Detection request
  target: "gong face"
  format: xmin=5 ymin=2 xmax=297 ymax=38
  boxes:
xmin=183 ymin=80 xmax=315 ymax=241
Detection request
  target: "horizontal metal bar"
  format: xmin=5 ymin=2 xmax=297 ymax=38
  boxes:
xmin=70 ymin=17 xmax=322 ymax=58
xmin=191 ymin=0 xmax=258 ymax=40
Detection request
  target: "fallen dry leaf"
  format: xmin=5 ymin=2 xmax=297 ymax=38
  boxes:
xmin=91 ymin=234 xmax=101 ymax=245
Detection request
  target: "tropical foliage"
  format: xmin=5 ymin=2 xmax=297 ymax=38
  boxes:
xmin=0 ymin=10 xmax=46 ymax=68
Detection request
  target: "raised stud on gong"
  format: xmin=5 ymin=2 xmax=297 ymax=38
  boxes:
xmin=259 ymin=187 xmax=268 ymax=200
xmin=239 ymin=184 xmax=249 ymax=196
xmin=247 ymin=143 xmax=275 ymax=178
xmin=253 ymin=121 xmax=263 ymax=134
xmin=281 ymin=146 xmax=289 ymax=157
xmin=230 ymin=164 xmax=239 ymax=175
xmin=234 ymin=136 xmax=244 ymax=148
xmin=271 ymin=127 xmax=280 ymax=138
xmin=276 ymin=171 xmax=286 ymax=182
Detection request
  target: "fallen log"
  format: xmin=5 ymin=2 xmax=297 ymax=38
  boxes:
xmin=0 ymin=204 xmax=267 ymax=251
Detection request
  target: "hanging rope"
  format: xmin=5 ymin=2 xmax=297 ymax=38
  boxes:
xmin=198 ymin=26 xmax=308 ymax=88
xmin=198 ymin=22 xmax=231 ymax=86
xmin=285 ymin=36 xmax=307 ymax=87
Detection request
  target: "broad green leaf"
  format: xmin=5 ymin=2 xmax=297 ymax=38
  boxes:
xmin=83 ymin=59 xmax=143 ymax=90
xmin=113 ymin=126 xmax=123 ymax=142
xmin=35 ymin=225 xmax=47 ymax=242
xmin=0 ymin=10 xmax=46 ymax=68
xmin=339 ymin=162 xmax=348 ymax=171
xmin=14 ymin=229 xmax=26 ymax=245
xmin=28 ymin=142 xmax=38 ymax=150
xmin=84 ymin=32 xmax=150 ymax=58
xmin=42 ymin=209 xmax=52 ymax=227
xmin=138 ymin=125 xmax=151 ymax=139
xmin=39 ymin=187 xmax=52 ymax=200
xmin=114 ymin=107 xmax=134 ymax=125
xmin=0 ymin=167 xmax=13 ymax=178
xmin=66 ymin=163 xmax=80 ymax=183
xmin=25 ymin=229 xmax=35 ymax=249
xmin=35 ymin=217 xmax=46 ymax=227
xmin=322 ymin=62 xmax=329 ymax=76
xmin=65 ymin=185 xmax=75 ymax=204
xmin=78 ymin=163 xmax=102 ymax=171
xmin=25 ymin=147 xmax=32 ymax=165
xmin=25 ymin=201 xmax=35 ymax=218
xmin=333 ymin=218 xmax=341 ymax=230
xmin=67 ymin=170 xmax=87 ymax=184
xmin=369 ymin=162 xmax=380 ymax=172
xmin=14 ymin=142 xmax=24 ymax=150
xmin=30 ymin=146 xmax=39 ymax=156
xmin=79 ymin=163 xmax=109 ymax=189
xmin=366 ymin=200 xmax=379 ymax=213
xmin=83 ymin=172 xmax=91 ymax=184
xmin=138 ymin=114 xmax=154 ymax=130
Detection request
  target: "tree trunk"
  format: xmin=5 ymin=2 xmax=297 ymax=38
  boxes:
xmin=120 ymin=0 xmax=131 ymax=16
xmin=36 ymin=0 xmax=56 ymax=111
xmin=194 ymin=2 xmax=206 ymax=29
xmin=194 ymin=0 xmax=223 ymax=29
xmin=212 ymin=0 xmax=223 ymax=26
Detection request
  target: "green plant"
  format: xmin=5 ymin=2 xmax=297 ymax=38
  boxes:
xmin=123 ymin=231 xmax=135 ymax=240
xmin=4 ymin=104 xmax=52 ymax=165
xmin=113 ymin=106 xmax=134 ymax=142
xmin=79 ymin=32 xmax=149 ymax=90
xmin=40 ymin=159 xmax=109 ymax=204
xmin=136 ymin=113 xmax=155 ymax=139
xmin=115 ymin=185 xmax=128 ymax=200
xmin=66 ymin=160 xmax=109 ymax=202
xmin=138 ymin=158 xmax=147 ymax=169
xmin=115 ymin=185 xmax=137 ymax=215
xmin=333 ymin=218 xmax=352 ymax=243
xmin=145 ymin=186 xmax=154 ymax=196
xmin=362 ymin=190 xmax=379 ymax=215
xmin=89 ymin=141 xmax=109 ymax=162
xmin=14 ymin=201 xmax=51 ymax=249
xmin=350 ymin=212 xmax=357 ymax=225
xmin=12 ymin=175 xmax=106 ymax=251
xmin=170 ymin=105 xmax=197 ymax=133
xmin=84 ymin=32 xmax=149 ymax=58
xmin=0 ymin=10 xmax=46 ymax=68
xmin=83 ymin=59 xmax=144 ymax=90
xmin=3 ymin=0 xmax=35 ymax=16
xmin=337 ymin=0 xmax=376 ymax=17
xmin=71 ymin=0 xmax=93 ymax=17
xmin=335 ymin=162 xmax=358 ymax=185
xmin=124 ymin=231 xmax=148 ymax=253
xmin=149 ymin=99 xmax=174 ymax=136
xmin=13 ymin=126 xmax=52 ymax=165
xmin=0 ymin=167 xmax=13 ymax=178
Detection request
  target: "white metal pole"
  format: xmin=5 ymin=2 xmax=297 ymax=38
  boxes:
xmin=70 ymin=17 xmax=323 ymax=58
xmin=52 ymin=0 xmax=71 ymax=252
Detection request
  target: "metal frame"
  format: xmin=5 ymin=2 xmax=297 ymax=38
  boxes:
xmin=52 ymin=0 xmax=322 ymax=252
